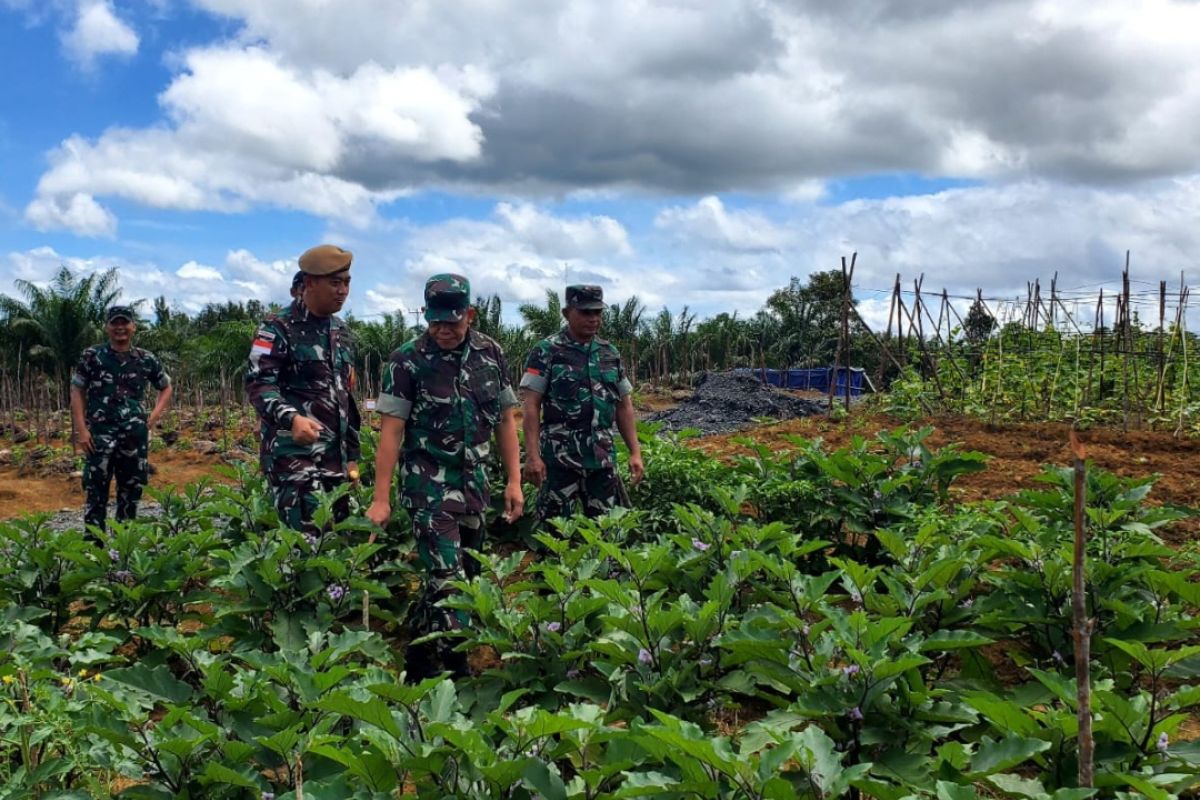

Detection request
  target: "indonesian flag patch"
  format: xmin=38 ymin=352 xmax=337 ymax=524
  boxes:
xmin=251 ymin=330 xmax=275 ymax=356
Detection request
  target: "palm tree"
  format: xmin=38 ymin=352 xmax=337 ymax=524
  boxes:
xmin=349 ymin=314 xmax=415 ymax=397
xmin=518 ymin=289 xmax=563 ymax=339
xmin=0 ymin=265 xmax=123 ymax=406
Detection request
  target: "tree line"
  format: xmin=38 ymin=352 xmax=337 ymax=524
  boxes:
xmin=0 ymin=265 xmax=900 ymax=425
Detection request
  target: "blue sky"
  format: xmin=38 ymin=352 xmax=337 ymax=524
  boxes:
xmin=2 ymin=0 xmax=1199 ymax=330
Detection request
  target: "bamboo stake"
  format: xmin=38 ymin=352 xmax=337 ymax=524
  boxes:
xmin=1070 ymin=429 xmax=1093 ymax=788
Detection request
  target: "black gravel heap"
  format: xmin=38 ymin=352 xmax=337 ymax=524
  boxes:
xmin=644 ymin=371 xmax=828 ymax=436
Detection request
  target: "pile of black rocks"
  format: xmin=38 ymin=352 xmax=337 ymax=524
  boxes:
xmin=644 ymin=371 xmax=828 ymax=435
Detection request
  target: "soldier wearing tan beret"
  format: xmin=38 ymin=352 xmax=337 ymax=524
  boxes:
xmin=245 ymin=244 xmax=362 ymax=536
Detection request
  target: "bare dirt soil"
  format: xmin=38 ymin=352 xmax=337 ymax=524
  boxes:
xmin=3 ymin=405 xmax=1196 ymax=529
xmin=0 ymin=450 xmax=239 ymax=520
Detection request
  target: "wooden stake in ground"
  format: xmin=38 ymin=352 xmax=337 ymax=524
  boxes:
xmin=1070 ymin=429 xmax=1093 ymax=788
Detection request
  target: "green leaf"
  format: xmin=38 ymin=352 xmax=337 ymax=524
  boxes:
xmin=201 ymin=762 xmax=262 ymax=790
xmin=967 ymin=734 xmax=1051 ymax=777
xmin=936 ymin=781 xmax=978 ymax=800
xmin=522 ymin=759 xmax=568 ymax=800
xmin=920 ymin=630 xmax=993 ymax=651
xmin=103 ymin=664 xmax=193 ymax=704
xmin=315 ymin=693 xmax=403 ymax=739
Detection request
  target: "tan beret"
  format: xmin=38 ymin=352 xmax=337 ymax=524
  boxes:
xmin=298 ymin=244 xmax=353 ymax=276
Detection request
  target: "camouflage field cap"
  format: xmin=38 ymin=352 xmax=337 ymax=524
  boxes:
xmin=298 ymin=244 xmax=353 ymax=276
xmin=291 ymin=270 xmax=305 ymax=289
xmin=106 ymin=304 xmax=135 ymax=323
xmin=565 ymin=284 xmax=605 ymax=310
xmin=424 ymin=273 xmax=471 ymax=322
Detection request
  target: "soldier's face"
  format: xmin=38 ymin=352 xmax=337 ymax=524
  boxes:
xmin=106 ymin=318 xmax=135 ymax=346
xmin=305 ymin=272 xmax=351 ymax=315
xmin=564 ymin=307 xmax=602 ymax=341
xmin=428 ymin=308 xmax=475 ymax=349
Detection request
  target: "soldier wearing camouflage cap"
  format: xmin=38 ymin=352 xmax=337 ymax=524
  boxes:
xmin=71 ymin=304 xmax=174 ymax=533
xmin=521 ymin=285 xmax=644 ymax=524
xmin=246 ymin=244 xmax=362 ymax=535
xmin=367 ymin=273 xmax=523 ymax=679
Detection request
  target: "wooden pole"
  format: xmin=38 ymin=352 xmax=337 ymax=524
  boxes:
xmin=1071 ymin=430 xmax=1093 ymax=787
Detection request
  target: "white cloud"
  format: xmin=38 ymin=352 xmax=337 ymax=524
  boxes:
xmin=25 ymin=192 xmax=118 ymax=237
xmin=61 ymin=0 xmax=139 ymax=66
xmin=176 ymin=262 xmax=222 ymax=281
xmin=655 ymin=196 xmax=792 ymax=254
xmin=25 ymin=45 xmax=491 ymax=234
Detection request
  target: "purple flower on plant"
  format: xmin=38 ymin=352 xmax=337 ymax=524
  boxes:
xmin=107 ymin=548 xmax=120 ymax=562
xmin=699 ymin=657 xmax=713 ymax=667
xmin=1157 ymin=732 xmax=1169 ymax=753
xmin=847 ymin=707 xmax=864 ymax=722
xmin=111 ymin=570 xmax=133 ymax=583
xmin=263 ymin=793 xmax=275 ymax=800
xmin=842 ymin=664 xmax=860 ymax=677
xmin=566 ymin=668 xmax=581 ymax=679
xmin=692 ymin=538 xmax=710 ymax=551
xmin=326 ymin=584 xmax=346 ymax=602
xmin=959 ymin=597 xmax=974 ymax=609
xmin=637 ymin=648 xmax=653 ymax=665
xmin=304 ymin=532 xmax=319 ymax=549
xmin=730 ymin=549 xmax=743 ymax=559
xmin=545 ymin=621 xmax=562 ymax=633
xmin=1052 ymin=650 xmax=1065 ymax=664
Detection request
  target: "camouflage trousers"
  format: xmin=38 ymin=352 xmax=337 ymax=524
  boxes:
xmin=83 ymin=424 xmax=149 ymax=532
xmin=536 ymin=464 xmax=623 ymax=523
xmin=405 ymin=508 xmax=484 ymax=678
xmin=269 ymin=473 xmax=351 ymax=534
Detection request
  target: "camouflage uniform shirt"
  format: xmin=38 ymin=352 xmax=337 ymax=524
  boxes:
xmin=520 ymin=330 xmax=632 ymax=470
xmin=71 ymin=344 xmax=171 ymax=427
xmin=378 ymin=329 xmax=518 ymax=514
xmin=245 ymin=301 xmax=361 ymax=482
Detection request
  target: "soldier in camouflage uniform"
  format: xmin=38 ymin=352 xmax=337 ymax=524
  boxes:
xmin=367 ymin=273 xmax=523 ymax=679
xmin=71 ymin=305 xmax=174 ymax=533
xmin=521 ymin=285 xmax=644 ymax=523
xmin=246 ymin=245 xmax=362 ymax=534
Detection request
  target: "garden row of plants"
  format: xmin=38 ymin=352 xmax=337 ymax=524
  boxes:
xmin=879 ymin=324 xmax=1198 ymax=433
xmin=1 ymin=424 xmax=1198 ymax=798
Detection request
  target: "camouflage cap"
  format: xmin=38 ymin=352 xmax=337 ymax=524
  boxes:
xmin=291 ymin=270 xmax=305 ymax=289
xmin=424 ymin=273 xmax=471 ymax=322
xmin=298 ymin=244 xmax=352 ymax=276
xmin=565 ymin=284 xmax=605 ymax=310
xmin=106 ymin=304 xmax=135 ymax=323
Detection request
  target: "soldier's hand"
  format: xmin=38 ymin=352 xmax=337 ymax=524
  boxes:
xmin=503 ymin=482 xmax=524 ymax=523
xmin=522 ymin=456 xmax=546 ymax=487
xmin=365 ymin=500 xmax=390 ymax=532
xmin=291 ymin=414 xmax=324 ymax=445
xmin=628 ymin=453 xmax=645 ymax=484
xmin=77 ymin=429 xmax=94 ymax=454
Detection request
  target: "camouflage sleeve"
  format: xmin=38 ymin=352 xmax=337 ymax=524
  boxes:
xmin=346 ymin=354 xmax=362 ymax=462
xmin=146 ymin=352 xmax=171 ymax=389
xmin=245 ymin=319 xmax=300 ymax=429
xmin=494 ymin=342 xmax=519 ymax=410
xmin=377 ymin=349 xmax=414 ymax=419
xmin=71 ymin=348 xmax=94 ymax=389
xmin=519 ymin=340 xmax=549 ymax=394
xmin=613 ymin=344 xmax=633 ymax=398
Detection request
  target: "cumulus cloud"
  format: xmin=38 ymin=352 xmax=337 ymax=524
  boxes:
xmin=61 ymin=0 xmax=139 ymax=66
xmin=655 ymin=196 xmax=792 ymax=254
xmin=25 ymin=45 xmax=492 ymax=234
xmin=23 ymin=0 xmax=1200 ymax=236
xmin=25 ymin=192 xmax=118 ymax=237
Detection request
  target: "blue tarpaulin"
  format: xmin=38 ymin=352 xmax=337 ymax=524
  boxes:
xmin=734 ymin=367 xmax=870 ymax=396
